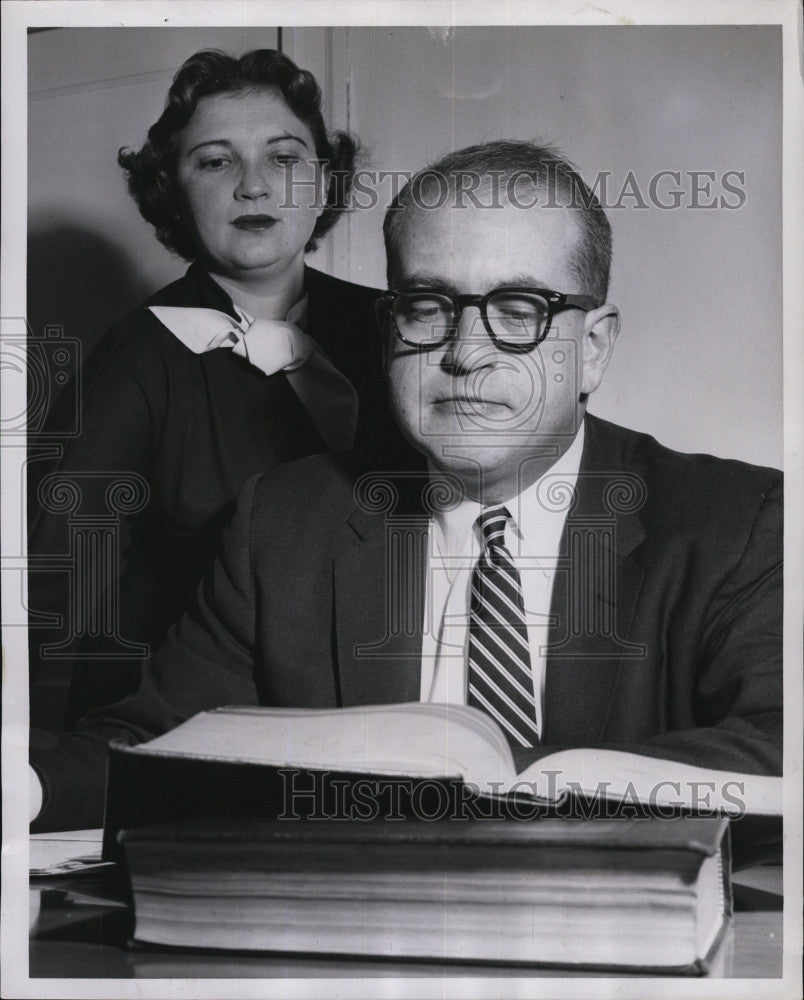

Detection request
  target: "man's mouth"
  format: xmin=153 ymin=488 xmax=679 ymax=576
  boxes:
xmin=433 ymin=395 xmax=509 ymax=412
xmin=232 ymin=215 xmax=278 ymax=232
xmin=433 ymin=393 xmax=507 ymax=409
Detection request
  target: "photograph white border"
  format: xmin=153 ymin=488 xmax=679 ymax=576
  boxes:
xmin=2 ymin=2 xmax=802 ymax=998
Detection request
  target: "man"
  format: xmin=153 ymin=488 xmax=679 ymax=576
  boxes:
xmin=31 ymin=141 xmax=782 ymax=831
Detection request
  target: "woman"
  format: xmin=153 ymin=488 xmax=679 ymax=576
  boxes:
xmin=28 ymin=49 xmax=403 ymax=728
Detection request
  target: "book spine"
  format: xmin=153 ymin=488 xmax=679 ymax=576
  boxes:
xmin=102 ymin=745 xmax=466 ymax=861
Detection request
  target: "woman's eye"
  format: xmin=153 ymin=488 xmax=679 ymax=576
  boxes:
xmin=199 ymin=156 xmax=231 ymax=171
xmin=273 ymin=154 xmax=301 ymax=167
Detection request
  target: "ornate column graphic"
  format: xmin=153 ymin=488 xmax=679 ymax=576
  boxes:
xmin=36 ymin=472 xmax=150 ymax=659
xmin=352 ymin=472 xmax=463 ymax=657
xmin=538 ymin=471 xmax=647 ymax=659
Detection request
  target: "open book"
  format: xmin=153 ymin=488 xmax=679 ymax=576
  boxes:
xmin=101 ymin=703 xmax=779 ymax=970
xmin=104 ymin=702 xmax=781 ymax=851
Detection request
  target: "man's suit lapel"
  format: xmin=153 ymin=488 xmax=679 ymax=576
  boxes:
xmin=542 ymin=416 xmax=647 ymax=744
xmin=332 ymin=477 xmax=429 ymax=706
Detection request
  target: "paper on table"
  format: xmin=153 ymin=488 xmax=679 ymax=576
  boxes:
xmin=29 ymin=828 xmax=110 ymax=876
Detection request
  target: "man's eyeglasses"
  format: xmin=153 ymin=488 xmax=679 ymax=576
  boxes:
xmin=377 ymin=287 xmax=598 ymax=353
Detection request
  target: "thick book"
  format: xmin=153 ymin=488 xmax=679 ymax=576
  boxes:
xmin=102 ymin=702 xmax=782 ymax=860
xmin=119 ymin=814 xmax=732 ymax=973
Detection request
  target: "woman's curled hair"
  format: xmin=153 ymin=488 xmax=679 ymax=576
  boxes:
xmin=118 ymin=49 xmax=359 ymax=258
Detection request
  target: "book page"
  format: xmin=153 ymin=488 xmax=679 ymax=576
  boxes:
xmin=134 ymin=702 xmax=517 ymax=790
xmin=517 ymin=748 xmax=783 ymax=816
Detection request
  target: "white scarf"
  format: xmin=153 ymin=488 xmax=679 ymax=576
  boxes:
xmin=149 ymin=297 xmax=358 ymax=452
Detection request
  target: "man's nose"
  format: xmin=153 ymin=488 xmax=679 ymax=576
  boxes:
xmin=235 ymin=160 xmax=272 ymax=200
xmin=442 ymin=305 xmax=495 ymax=374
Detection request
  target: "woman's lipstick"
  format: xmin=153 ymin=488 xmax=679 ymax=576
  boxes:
xmin=232 ymin=214 xmax=278 ymax=231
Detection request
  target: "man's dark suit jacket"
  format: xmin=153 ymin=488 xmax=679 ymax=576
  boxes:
xmin=31 ymin=414 xmax=782 ymax=831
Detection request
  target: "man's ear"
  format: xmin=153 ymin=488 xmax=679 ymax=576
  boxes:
xmin=580 ymin=303 xmax=620 ymax=395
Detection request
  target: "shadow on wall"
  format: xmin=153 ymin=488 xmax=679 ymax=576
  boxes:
xmin=25 ymin=222 xmax=161 ymax=730
xmin=27 ymin=220 xmax=158 ymax=361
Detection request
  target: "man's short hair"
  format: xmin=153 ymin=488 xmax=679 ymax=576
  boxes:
xmin=383 ymin=140 xmax=612 ymax=304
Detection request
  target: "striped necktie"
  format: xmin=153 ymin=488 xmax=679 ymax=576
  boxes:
xmin=467 ymin=505 xmax=540 ymax=750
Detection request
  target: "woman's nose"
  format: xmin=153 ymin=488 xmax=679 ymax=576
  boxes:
xmin=442 ymin=305 xmax=493 ymax=374
xmin=235 ymin=160 xmax=272 ymax=200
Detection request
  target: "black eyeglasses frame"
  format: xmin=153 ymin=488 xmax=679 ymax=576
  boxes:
xmin=376 ymin=286 xmax=599 ymax=354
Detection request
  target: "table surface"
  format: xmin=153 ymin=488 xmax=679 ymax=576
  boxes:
xmin=28 ymin=865 xmax=784 ymax=980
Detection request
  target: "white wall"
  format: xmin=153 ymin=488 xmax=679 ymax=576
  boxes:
xmin=29 ymin=26 xmax=782 ymax=468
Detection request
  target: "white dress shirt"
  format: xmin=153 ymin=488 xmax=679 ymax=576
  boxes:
xmin=420 ymin=423 xmax=585 ymax=738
